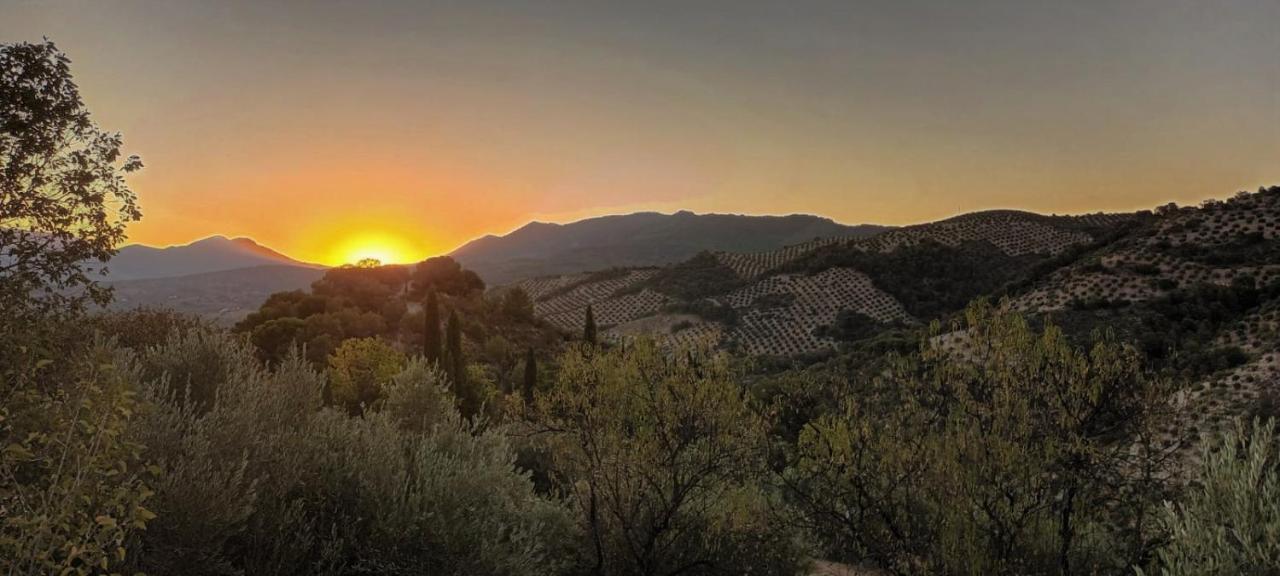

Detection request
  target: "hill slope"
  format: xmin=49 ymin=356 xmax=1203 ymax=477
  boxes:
xmin=450 ymin=211 xmax=889 ymax=285
xmin=104 ymin=265 xmax=326 ymax=324
xmin=513 ymin=208 xmax=1141 ymax=356
xmin=507 ymin=187 xmax=1280 ymax=460
xmin=97 ymin=236 xmax=322 ymax=281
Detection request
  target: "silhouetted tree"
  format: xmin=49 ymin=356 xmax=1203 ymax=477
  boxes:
xmin=522 ymin=347 xmax=537 ymax=405
xmin=446 ymin=309 xmax=465 ymax=394
xmin=409 ymin=256 xmax=484 ymax=298
xmin=0 ymin=40 xmax=142 ymax=335
xmin=423 ymin=288 xmax=442 ymax=363
xmin=583 ymin=305 xmax=597 ymax=344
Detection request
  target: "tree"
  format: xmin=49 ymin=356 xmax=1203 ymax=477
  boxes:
xmin=784 ymin=300 xmax=1179 ymax=575
xmin=537 ymin=341 xmax=804 ymax=575
xmin=327 ymin=337 xmax=406 ymax=415
xmin=445 ymin=310 xmax=466 ymax=397
xmin=583 ymin=305 xmax=597 ymax=344
xmin=409 ymin=256 xmax=484 ymax=298
xmin=502 ymin=286 xmax=534 ymax=321
xmin=0 ymin=40 xmax=142 ymax=347
xmin=423 ymin=287 xmax=442 ymax=363
xmin=0 ymin=42 xmax=155 ymax=571
xmin=522 ymin=347 xmax=537 ymax=406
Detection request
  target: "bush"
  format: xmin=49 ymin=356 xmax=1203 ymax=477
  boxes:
xmin=784 ymin=301 xmax=1177 ymax=575
xmin=536 ymin=342 xmax=806 ymax=575
xmin=1142 ymin=419 xmax=1280 ymax=575
xmin=0 ymin=340 xmax=156 ymax=575
xmin=126 ymin=328 xmax=575 ymax=575
xmin=326 ymin=337 xmax=406 ymax=415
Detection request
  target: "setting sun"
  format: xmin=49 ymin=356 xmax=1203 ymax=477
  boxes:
xmin=329 ymin=232 xmax=418 ymax=266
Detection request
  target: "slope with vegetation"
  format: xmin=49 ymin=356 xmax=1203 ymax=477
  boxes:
xmin=451 ymin=210 xmax=887 ymax=285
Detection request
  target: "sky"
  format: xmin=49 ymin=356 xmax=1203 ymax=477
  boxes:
xmin=3 ymin=0 xmax=1278 ymax=265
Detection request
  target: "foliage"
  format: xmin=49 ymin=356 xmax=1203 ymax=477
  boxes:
xmin=523 ymin=347 xmax=537 ymax=405
xmin=1141 ymin=419 xmax=1280 ymax=575
xmin=327 ymin=337 xmax=406 ymax=415
xmin=783 ymin=240 xmax=1040 ymax=319
xmin=502 ymin=286 xmax=535 ymax=322
xmin=636 ymin=252 xmax=744 ymax=301
xmin=583 ymin=305 xmax=597 ymax=344
xmin=423 ymin=287 xmax=442 ymax=362
xmin=784 ymin=301 xmax=1179 ymax=575
xmin=87 ymin=308 xmax=209 ymax=351
xmin=127 ymin=328 xmax=575 ymax=575
xmin=537 ymin=342 xmax=806 ymax=575
xmin=409 ymin=256 xmax=484 ymax=298
xmin=0 ymin=40 xmax=142 ymax=366
xmin=1050 ymin=278 xmax=1280 ymax=380
xmin=814 ymin=309 xmax=896 ymax=342
xmin=1 ymin=340 xmax=155 ymax=575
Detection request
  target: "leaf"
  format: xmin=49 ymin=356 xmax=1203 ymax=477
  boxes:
xmin=3 ymin=443 xmax=34 ymax=461
xmin=94 ymin=515 xmax=117 ymax=529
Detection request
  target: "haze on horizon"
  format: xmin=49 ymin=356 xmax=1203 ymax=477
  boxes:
xmin=3 ymin=0 xmax=1277 ymax=265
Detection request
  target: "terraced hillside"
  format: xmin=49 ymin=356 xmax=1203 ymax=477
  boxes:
xmin=1014 ymin=191 xmax=1280 ymax=312
xmin=1004 ymin=188 xmax=1280 ymax=453
xmin=512 ymin=209 xmax=1139 ymax=356
xmin=713 ymin=210 xmax=1127 ymax=281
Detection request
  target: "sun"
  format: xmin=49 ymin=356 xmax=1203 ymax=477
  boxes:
xmin=330 ymin=232 xmax=417 ymax=266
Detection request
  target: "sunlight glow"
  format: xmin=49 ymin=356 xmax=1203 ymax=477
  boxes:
xmin=330 ymin=232 xmax=417 ymax=266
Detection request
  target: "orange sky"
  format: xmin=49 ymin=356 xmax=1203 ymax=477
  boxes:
xmin=5 ymin=1 xmax=1278 ymax=265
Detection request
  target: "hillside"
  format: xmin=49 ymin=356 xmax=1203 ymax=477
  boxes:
xmin=511 ymin=187 xmax=1280 ymax=461
xmin=449 ymin=210 xmax=888 ymax=285
xmin=104 ymin=264 xmax=326 ymax=324
xmin=96 ymin=235 xmax=322 ymax=281
xmin=511 ymin=208 xmax=1144 ymax=356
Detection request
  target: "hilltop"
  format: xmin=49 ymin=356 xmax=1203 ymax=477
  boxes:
xmin=98 ymin=235 xmax=323 ymax=281
xmin=449 ymin=210 xmax=889 ymax=285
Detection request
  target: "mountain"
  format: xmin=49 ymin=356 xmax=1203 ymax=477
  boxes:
xmin=449 ymin=210 xmax=890 ymax=285
xmin=104 ymin=265 xmax=326 ymax=324
xmin=97 ymin=235 xmax=322 ymax=281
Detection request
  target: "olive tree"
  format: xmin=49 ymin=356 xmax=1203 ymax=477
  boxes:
xmin=538 ymin=341 xmax=805 ymax=575
xmin=784 ymin=301 xmax=1180 ymax=575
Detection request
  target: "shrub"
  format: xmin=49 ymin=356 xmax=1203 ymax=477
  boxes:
xmin=784 ymin=301 xmax=1178 ymax=575
xmin=1141 ymin=419 xmax=1280 ymax=575
xmin=326 ymin=337 xmax=406 ymax=415
xmin=127 ymin=329 xmax=575 ymax=575
xmin=537 ymin=341 xmax=806 ymax=575
xmin=0 ymin=340 xmax=156 ymax=575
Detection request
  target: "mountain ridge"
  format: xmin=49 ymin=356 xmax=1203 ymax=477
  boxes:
xmin=450 ymin=210 xmax=891 ymax=285
xmin=101 ymin=235 xmax=325 ymax=282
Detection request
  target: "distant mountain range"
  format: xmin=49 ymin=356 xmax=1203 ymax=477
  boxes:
xmin=96 ymin=211 xmax=883 ymax=321
xmin=450 ymin=210 xmax=890 ymax=285
xmin=97 ymin=235 xmax=322 ymax=282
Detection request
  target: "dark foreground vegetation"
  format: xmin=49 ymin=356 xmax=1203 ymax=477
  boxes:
xmin=4 ymin=40 xmax=1280 ymax=576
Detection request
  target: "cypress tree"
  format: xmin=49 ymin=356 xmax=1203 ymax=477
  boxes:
xmin=423 ymin=287 xmax=441 ymax=363
xmin=445 ymin=309 xmax=465 ymax=393
xmin=522 ymin=347 xmax=537 ymax=405
xmin=583 ymin=304 xmax=597 ymax=345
